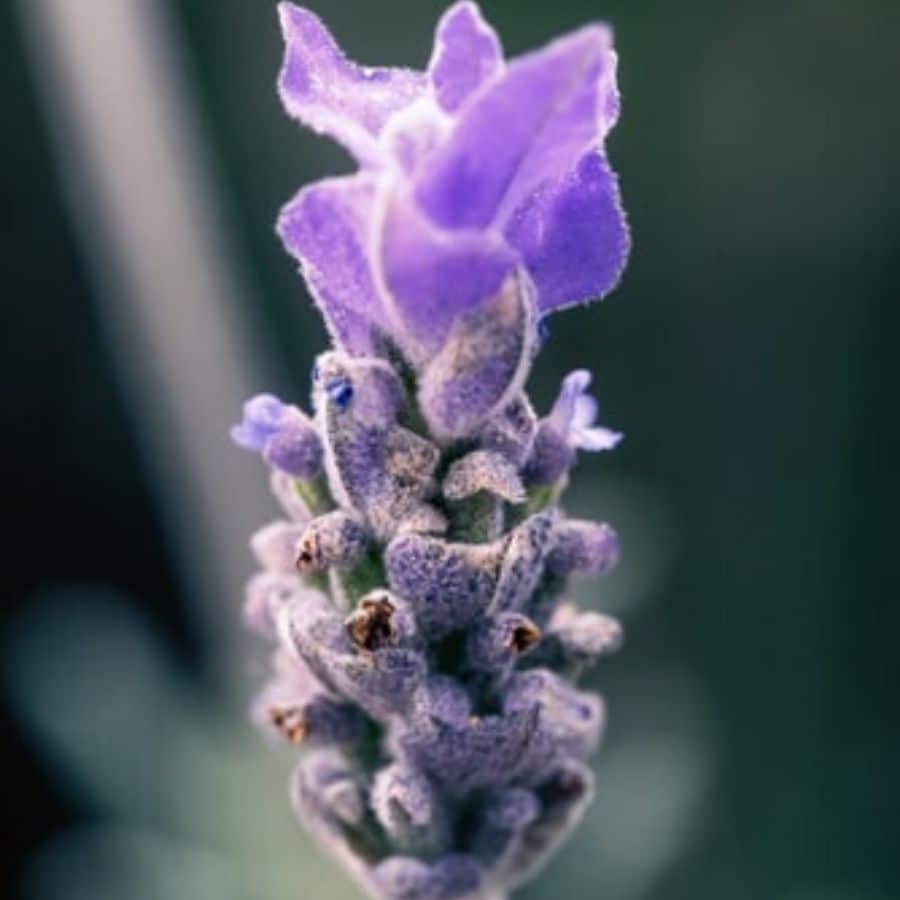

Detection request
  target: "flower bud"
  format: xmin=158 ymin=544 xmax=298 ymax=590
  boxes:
xmin=231 ymin=393 xmax=322 ymax=479
xmin=546 ymin=520 xmax=620 ymax=577
xmin=315 ymin=353 xmax=441 ymax=539
xmin=526 ymin=605 xmax=623 ymax=676
xmin=491 ymin=512 xmax=554 ymax=613
xmin=371 ymin=762 xmax=448 ymax=855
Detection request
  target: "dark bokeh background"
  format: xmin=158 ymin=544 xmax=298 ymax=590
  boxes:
xmin=3 ymin=1 xmax=899 ymax=898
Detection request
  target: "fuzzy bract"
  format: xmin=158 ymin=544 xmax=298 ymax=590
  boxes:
xmin=234 ymin=4 xmax=630 ymax=898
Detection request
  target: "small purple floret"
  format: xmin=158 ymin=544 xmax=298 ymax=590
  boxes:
xmin=527 ymin=370 xmax=623 ymax=484
xmin=231 ymin=393 xmax=322 ymax=479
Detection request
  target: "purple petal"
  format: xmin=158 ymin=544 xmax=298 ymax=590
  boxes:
xmin=428 ymin=2 xmax=503 ymax=113
xmin=382 ymin=100 xmax=450 ymax=176
xmin=417 ymin=271 xmax=538 ymax=442
xmin=573 ymin=424 xmax=623 ymax=451
xmin=277 ymin=3 xmax=425 ymax=165
xmin=262 ymin=417 xmax=323 ymax=479
xmin=231 ymin=393 xmax=290 ymax=451
xmin=277 ymin=174 xmax=386 ymax=355
xmin=548 ymin=369 xmax=591 ymax=433
xmin=415 ymin=24 xmax=618 ymax=231
xmin=505 ymin=151 xmax=630 ymax=313
xmin=569 ymin=392 xmax=625 ymax=449
xmin=572 ymin=393 xmax=598 ymax=429
xmin=526 ymin=368 xmax=621 ymax=481
xmin=378 ymin=193 xmax=517 ymax=353
xmin=230 ymin=393 xmax=322 ymax=480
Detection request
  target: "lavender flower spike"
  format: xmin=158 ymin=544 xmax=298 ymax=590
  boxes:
xmin=234 ymin=4 xmax=632 ymax=898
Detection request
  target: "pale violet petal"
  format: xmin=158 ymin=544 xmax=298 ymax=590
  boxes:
xmin=378 ymin=191 xmax=517 ymax=354
xmin=504 ymin=151 xmax=630 ymax=313
xmin=572 ymin=393 xmax=599 ymax=430
xmin=548 ymin=369 xmax=592 ymax=433
xmin=573 ymin=424 xmax=623 ymax=452
xmin=277 ymin=3 xmax=425 ymax=164
xmin=277 ymin=173 xmax=387 ymax=355
xmin=415 ymin=25 xmax=618 ymax=231
xmin=428 ymin=1 xmax=504 ymax=113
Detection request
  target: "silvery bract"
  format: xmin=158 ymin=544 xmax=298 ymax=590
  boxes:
xmin=233 ymin=3 xmax=630 ymax=897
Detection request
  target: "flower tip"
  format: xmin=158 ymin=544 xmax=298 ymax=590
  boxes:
xmin=435 ymin=0 xmax=496 ymax=41
xmin=229 ymin=423 xmax=252 ymax=450
xmin=275 ymin=184 xmax=318 ymax=263
xmin=276 ymin=2 xmax=309 ymax=32
xmin=563 ymin=369 xmax=593 ymax=392
xmin=564 ymin=21 xmax=615 ymax=57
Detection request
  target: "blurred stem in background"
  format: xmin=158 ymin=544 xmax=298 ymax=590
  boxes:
xmin=16 ymin=0 xmax=277 ymax=689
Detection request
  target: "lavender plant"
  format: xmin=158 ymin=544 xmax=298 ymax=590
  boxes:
xmin=233 ymin=4 xmax=630 ymax=897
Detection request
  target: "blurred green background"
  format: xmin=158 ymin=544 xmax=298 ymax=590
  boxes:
xmin=2 ymin=1 xmax=898 ymax=898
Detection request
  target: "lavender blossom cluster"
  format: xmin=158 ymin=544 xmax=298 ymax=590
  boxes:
xmin=233 ymin=4 xmax=630 ymax=898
